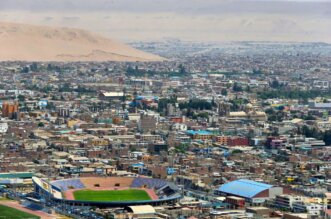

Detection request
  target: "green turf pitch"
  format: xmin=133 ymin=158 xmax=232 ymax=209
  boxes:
xmin=73 ymin=189 xmax=152 ymax=202
xmin=0 ymin=205 xmax=40 ymax=219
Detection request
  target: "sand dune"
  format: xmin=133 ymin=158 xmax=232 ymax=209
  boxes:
xmin=0 ymin=22 xmax=163 ymax=62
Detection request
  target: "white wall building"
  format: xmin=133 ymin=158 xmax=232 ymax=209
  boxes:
xmin=0 ymin=123 xmax=8 ymax=133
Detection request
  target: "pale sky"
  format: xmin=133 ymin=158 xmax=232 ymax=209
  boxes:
xmin=0 ymin=0 xmax=330 ymax=43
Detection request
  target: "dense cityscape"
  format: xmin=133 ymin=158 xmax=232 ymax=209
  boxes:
xmin=0 ymin=41 xmax=330 ymax=218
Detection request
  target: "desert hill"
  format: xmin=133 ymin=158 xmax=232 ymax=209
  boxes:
xmin=0 ymin=22 xmax=163 ymax=62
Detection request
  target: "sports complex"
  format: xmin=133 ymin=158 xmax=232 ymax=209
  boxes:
xmin=32 ymin=176 xmax=181 ymax=207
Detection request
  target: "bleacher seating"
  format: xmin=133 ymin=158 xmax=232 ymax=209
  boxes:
xmin=131 ymin=177 xmax=167 ymax=189
xmin=23 ymin=203 xmax=44 ymax=211
xmin=51 ymin=179 xmax=85 ymax=191
xmin=50 ymin=177 xmax=180 ymax=200
xmin=162 ymin=186 xmax=176 ymax=196
xmin=80 ymin=177 xmax=134 ymax=188
xmin=46 ymin=176 xmax=182 ymax=202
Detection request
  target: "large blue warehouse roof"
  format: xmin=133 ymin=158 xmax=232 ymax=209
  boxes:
xmin=218 ymin=179 xmax=273 ymax=198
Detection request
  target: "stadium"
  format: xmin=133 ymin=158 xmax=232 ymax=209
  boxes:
xmin=32 ymin=176 xmax=181 ymax=207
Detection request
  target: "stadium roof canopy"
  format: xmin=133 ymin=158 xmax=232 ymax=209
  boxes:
xmin=0 ymin=172 xmax=34 ymax=179
xmin=127 ymin=205 xmax=156 ymax=214
xmin=218 ymin=179 xmax=273 ymax=198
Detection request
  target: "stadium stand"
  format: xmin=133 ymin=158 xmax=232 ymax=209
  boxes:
xmin=131 ymin=177 xmax=167 ymax=189
xmin=162 ymin=186 xmax=176 ymax=196
xmin=23 ymin=202 xmax=44 ymax=211
xmin=155 ymin=184 xmax=177 ymax=198
xmin=80 ymin=177 xmax=134 ymax=188
xmin=51 ymin=179 xmax=85 ymax=191
xmin=32 ymin=176 xmax=182 ymax=207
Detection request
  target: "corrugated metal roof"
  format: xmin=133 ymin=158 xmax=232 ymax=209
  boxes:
xmin=218 ymin=179 xmax=273 ymax=198
xmin=128 ymin=205 xmax=155 ymax=214
xmin=0 ymin=172 xmax=34 ymax=179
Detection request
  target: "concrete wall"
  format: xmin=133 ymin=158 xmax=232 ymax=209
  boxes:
xmin=269 ymin=187 xmax=283 ymax=198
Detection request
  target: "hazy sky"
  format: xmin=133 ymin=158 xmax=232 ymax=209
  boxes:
xmin=0 ymin=0 xmax=330 ymax=43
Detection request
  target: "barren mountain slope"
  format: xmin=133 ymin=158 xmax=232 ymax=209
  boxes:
xmin=0 ymin=22 xmax=163 ymax=62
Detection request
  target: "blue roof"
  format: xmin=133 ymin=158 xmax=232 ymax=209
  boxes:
xmin=136 ymin=96 xmax=158 ymax=100
xmin=186 ymin=130 xmax=212 ymax=135
xmin=131 ymin=163 xmax=144 ymax=167
xmin=218 ymin=179 xmax=273 ymax=198
xmin=167 ymin=167 xmax=177 ymax=175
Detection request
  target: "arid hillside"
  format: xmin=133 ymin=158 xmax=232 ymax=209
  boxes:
xmin=0 ymin=22 xmax=163 ymax=62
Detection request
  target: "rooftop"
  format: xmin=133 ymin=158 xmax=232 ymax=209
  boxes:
xmin=218 ymin=179 xmax=273 ymax=198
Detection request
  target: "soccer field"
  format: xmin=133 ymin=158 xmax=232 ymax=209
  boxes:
xmin=73 ymin=189 xmax=152 ymax=202
xmin=0 ymin=205 xmax=40 ymax=219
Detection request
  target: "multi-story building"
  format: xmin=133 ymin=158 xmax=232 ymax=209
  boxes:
xmin=214 ymin=136 xmax=249 ymax=146
xmin=2 ymin=101 xmax=19 ymax=119
xmin=292 ymin=201 xmax=324 ymax=216
xmin=139 ymin=134 xmax=162 ymax=143
xmin=186 ymin=130 xmax=213 ymax=140
xmin=274 ymin=195 xmax=303 ymax=210
xmin=58 ymin=108 xmax=70 ymax=117
xmin=225 ymin=196 xmax=246 ymax=209
xmin=215 ymin=136 xmax=229 ymax=145
xmin=139 ymin=114 xmax=157 ymax=133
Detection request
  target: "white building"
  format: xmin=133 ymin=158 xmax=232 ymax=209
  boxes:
xmin=293 ymin=202 xmax=324 ymax=216
xmin=274 ymin=195 xmax=304 ymax=210
xmin=0 ymin=123 xmax=8 ymax=133
xmin=172 ymin=123 xmax=187 ymax=131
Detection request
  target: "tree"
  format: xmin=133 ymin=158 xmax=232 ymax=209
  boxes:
xmin=265 ymin=108 xmax=275 ymax=115
xmin=30 ymin=62 xmax=38 ymax=72
xmin=21 ymin=66 xmax=29 ymax=73
xmin=47 ymin=64 xmax=53 ymax=71
xmin=157 ymin=97 xmax=177 ymax=113
xmin=232 ymin=149 xmax=243 ymax=154
xmin=270 ymin=80 xmax=280 ymax=88
xmin=258 ymin=89 xmax=331 ymax=100
xmin=46 ymin=102 xmax=55 ymax=110
xmin=298 ymin=125 xmax=323 ymax=140
xmin=59 ymin=83 xmax=71 ymax=92
xmin=126 ymin=66 xmax=144 ymax=77
xmin=232 ymin=82 xmax=243 ymax=92
xmin=221 ymin=88 xmax=228 ymax=96
xmin=323 ymin=130 xmax=331 ymax=145
xmin=17 ymin=95 xmax=25 ymax=102
xmin=179 ymin=99 xmax=212 ymax=110
xmin=245 ymin=85 xmax=251 ymax=93
xmin=178 ymin=64 xmax=186 ymax=75
xmin=253 ymin=69 xmax=262 ymax=75
xmin=186 ymin=108 xmax=194 ymax=117
xmin=197 ymin=112 xmax=209 ymax=119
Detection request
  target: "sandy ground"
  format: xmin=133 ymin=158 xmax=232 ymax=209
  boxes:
xmin=0 ymin=22 xmax=164 ymax=62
